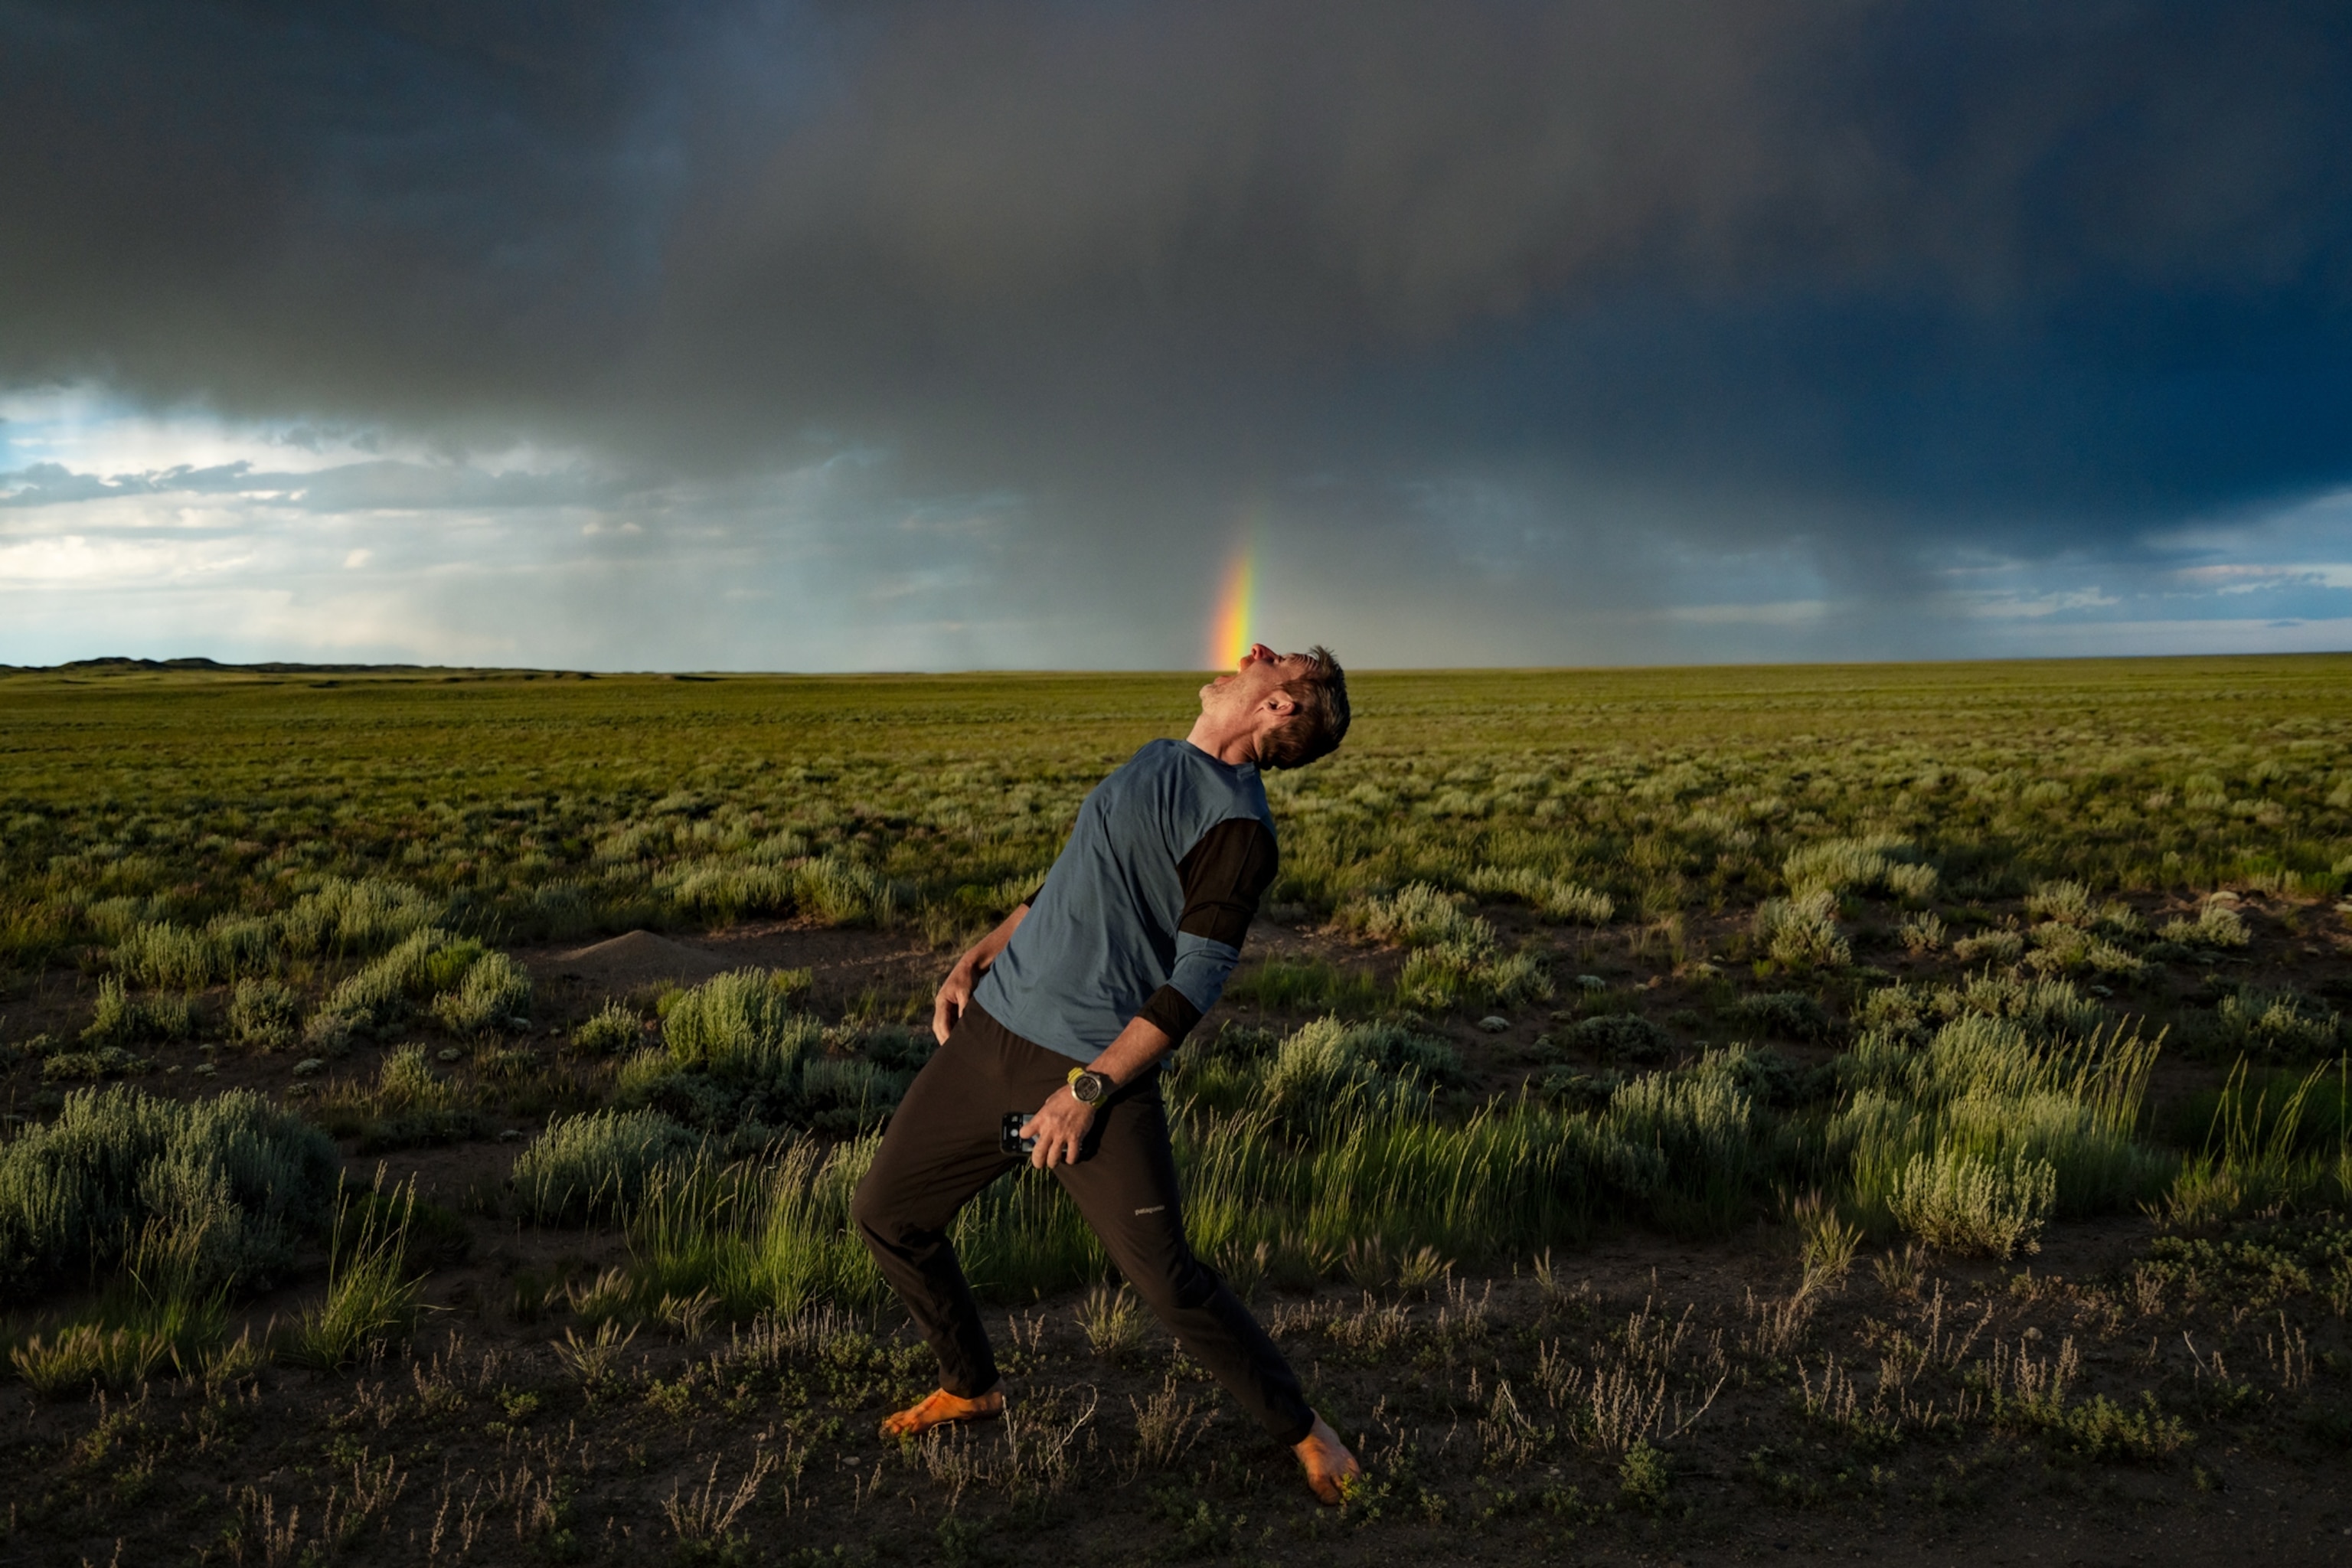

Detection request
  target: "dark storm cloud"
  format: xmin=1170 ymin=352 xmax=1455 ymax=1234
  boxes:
xmin=6 ymin=1 xmax=2352 ymax=560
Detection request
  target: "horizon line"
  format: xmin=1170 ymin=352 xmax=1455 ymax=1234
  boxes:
xmin=8 ymin=649 xmax=2352 ymax=681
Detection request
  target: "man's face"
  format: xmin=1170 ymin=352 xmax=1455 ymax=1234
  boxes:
xmin=1199 ymin=643 xmax=1312 ymax=719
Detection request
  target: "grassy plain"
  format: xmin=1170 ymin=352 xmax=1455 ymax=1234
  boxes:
xmin=2 ymin=654 xmax=2350 ymax=1564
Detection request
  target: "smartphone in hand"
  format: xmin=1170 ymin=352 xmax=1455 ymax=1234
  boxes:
xmin=998 ymin=1112 xmax=1036 ymax=1156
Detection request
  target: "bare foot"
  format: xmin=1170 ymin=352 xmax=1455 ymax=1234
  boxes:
xmin=879 ymin=1387 xmax=1004 ymax=1439
xmin=1293 ymin=1414 xmax=1361 ymax=1504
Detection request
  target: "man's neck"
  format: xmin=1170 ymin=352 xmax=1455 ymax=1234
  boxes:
xmin=1184 ymin=714 xmax=1257 ymax=768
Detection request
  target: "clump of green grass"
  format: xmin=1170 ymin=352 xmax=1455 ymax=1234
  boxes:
xmin=104 ymin=913 xmax=281 ymax=991
xmin=229 ymin=978 xmax=300 ymax=1051
xmin=2166 ymin=1060 xmax=2351 ymax=1224
xmin=79 ymin=975 xmax=189 ymax=1050
xmin=1602 ymin=1047 xmax=1775 ymax=1233
xmin=1259 ymin=1018 xmax=1464 ymax=1123
xmin=285 ymin=1178 xmax=424 ymax=1370
xmin=429 ymin=950 xmax=533 ymax=1034
xmin=613 ymin=1047 xmax=691 ymax=1109
xmin=2024 ymin=879 xmax=2096 ymax=925
xmin=792 ymin=855 xmax=906 ymax=927
xmin=92 ymin=877 xmax=446 ymax=993
xmin=626 ymin=1141 xmax=887 ymax=1320
xmin=1396 ymin=936 xmax=1552 ymax=1012
xmin=666 ymin=854 xmax=909 ymax=929
xmin=1885 ymin=1148 xmax=2057 ymax=1257
xmin=1076 ymin=1284 xmax=1147 ymax=1361
xmin=82 ymin=894 xmax=167 ymax=944
xmin=1783 ymin=836 xmax=1937 ymax=902
xmin=109 ymin=920 xmax=227 ymax=990
xmin=2024 ymin=880 xmax=2141 ymax=936
xmin=1842 ymin=970 xmax=2163 ymax=1231
xmin=1838 ymin=1011 xmax=2170 ymax=1243
xmin=1951 ymin=926 xmax=2025 ymax=964
xmin=41 ymin=1044 xmax=152 ymax=1081
xmin=11 ymin=1321 xmax=175 ymax=1396
xmin=512 ymin=1108 xmax=704 ymax=1222
xmin=2159 ymin=901 xmax=2251 ymax=949
xmin=1347 ymin=882 xmax=1483 ymax=946
xmin=1898 ymin=911 xmax=1945 ymax=953
xmin=2023 ymin=922 xmax=2145 ymax=981
xmin=1856 ymin=972 xmax=2105 ymax=1044
xmin=1794 ymin=1195 xmax=1862 ymax=1285
xmin=612 ymin=968 xmax=837 ymax=1134
xmin=1461 ymin=865 xmax=1615 ymax=924
xmin=663 ymin=860 xmax=795 ymax=923
xmin=571 ymin=1000 xmax=644 ymax=1055
xmin=2207 ymin=988 xmax=2343 ymax=1063
xmin=658 ymin=969 xmax=818 ymax=1085
xmin=305 ymin=927 xmax=481 ymax=1048
xmin=1753 ymin=891 xmax=1849 ymax=970
xmin=8 ymin=1216 xmax=235 ymax=1395
xmin=382 ymin=1044 xmax=446 ymax=1106
xmin=0 ymin=1086 xmax=339 ymax=1295
xmin=274 ymin=876 xmax=443 ymax=959
xmin=313 ymin=1044 xmax=495 ymax=1152
xmin=1346 ymin=881 xmax=1553 ymax=1011
xmin=1184 ymin=1100 xmax=1618 ymax=1286
xmin=1243 ymin=1047 xmax=1779 ymax=1263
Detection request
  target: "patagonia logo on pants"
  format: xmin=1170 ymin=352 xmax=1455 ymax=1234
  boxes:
xmin=1134 ymin=1204 xmax=1166 ymax=1216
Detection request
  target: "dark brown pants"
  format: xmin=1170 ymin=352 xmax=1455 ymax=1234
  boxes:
xmin=850 ymin=1003 xmax=1315 ymax=1445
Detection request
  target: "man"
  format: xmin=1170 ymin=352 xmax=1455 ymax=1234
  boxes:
xmin=851 ymin=642 xmax=1361 ymax=1504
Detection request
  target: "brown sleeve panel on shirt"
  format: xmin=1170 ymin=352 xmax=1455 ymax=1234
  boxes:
xmin=1175 ymin=818 xmax=1279 ymax=947
xmin=1137 ymin=984 xmax=1204 ymax=1043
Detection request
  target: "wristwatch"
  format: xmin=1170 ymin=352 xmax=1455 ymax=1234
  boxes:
xmin=1067 ymin=1067 xmax=1111 ymax=1106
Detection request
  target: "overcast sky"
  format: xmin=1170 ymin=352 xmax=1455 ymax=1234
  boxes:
xmin=5 ymin=1 xmax=2351 ymax=671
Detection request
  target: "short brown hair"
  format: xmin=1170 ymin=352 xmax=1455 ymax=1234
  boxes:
xmin=1256 ymin=645 xmax=1350 ymax=770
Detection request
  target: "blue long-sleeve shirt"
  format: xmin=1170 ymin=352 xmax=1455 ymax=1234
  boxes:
xmin=972 ymin=738 xmax=1278 ymax=1062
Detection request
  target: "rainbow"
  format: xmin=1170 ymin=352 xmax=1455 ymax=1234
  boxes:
xmin=1206 ymin=541 xmax=1254 ymax=669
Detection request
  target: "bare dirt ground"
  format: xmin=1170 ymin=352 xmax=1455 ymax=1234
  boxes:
xmin=4 ymin=1198 xmax=2347 ymax=1567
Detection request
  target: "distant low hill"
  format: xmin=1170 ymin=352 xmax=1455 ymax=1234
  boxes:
xmin=0 ymin=656 xmax=600 ymax=679
xmin=41 ymin=656 xmax=434 ymax=675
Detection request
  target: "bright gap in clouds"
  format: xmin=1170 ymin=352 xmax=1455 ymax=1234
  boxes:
xmin=5 ymin=387 xmax=2352 ymax=671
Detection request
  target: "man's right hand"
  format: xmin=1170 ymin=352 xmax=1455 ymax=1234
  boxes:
xmin=933 ymin=901 xmax=1030 ymax=1045
xmin=933 ymin=964 xmax=976 ymax=1045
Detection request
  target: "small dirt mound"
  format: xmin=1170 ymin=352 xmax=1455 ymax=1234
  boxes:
xmin=542 ymin=930 xmax=730 ymax=991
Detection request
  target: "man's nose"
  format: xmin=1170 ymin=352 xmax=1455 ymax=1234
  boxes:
xmin=1244 ymin=642 xmax=1276 ymax=667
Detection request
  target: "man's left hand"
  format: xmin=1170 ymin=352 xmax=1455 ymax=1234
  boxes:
xmin=1024 ymin=1086 xmax=1095 ymax=1169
